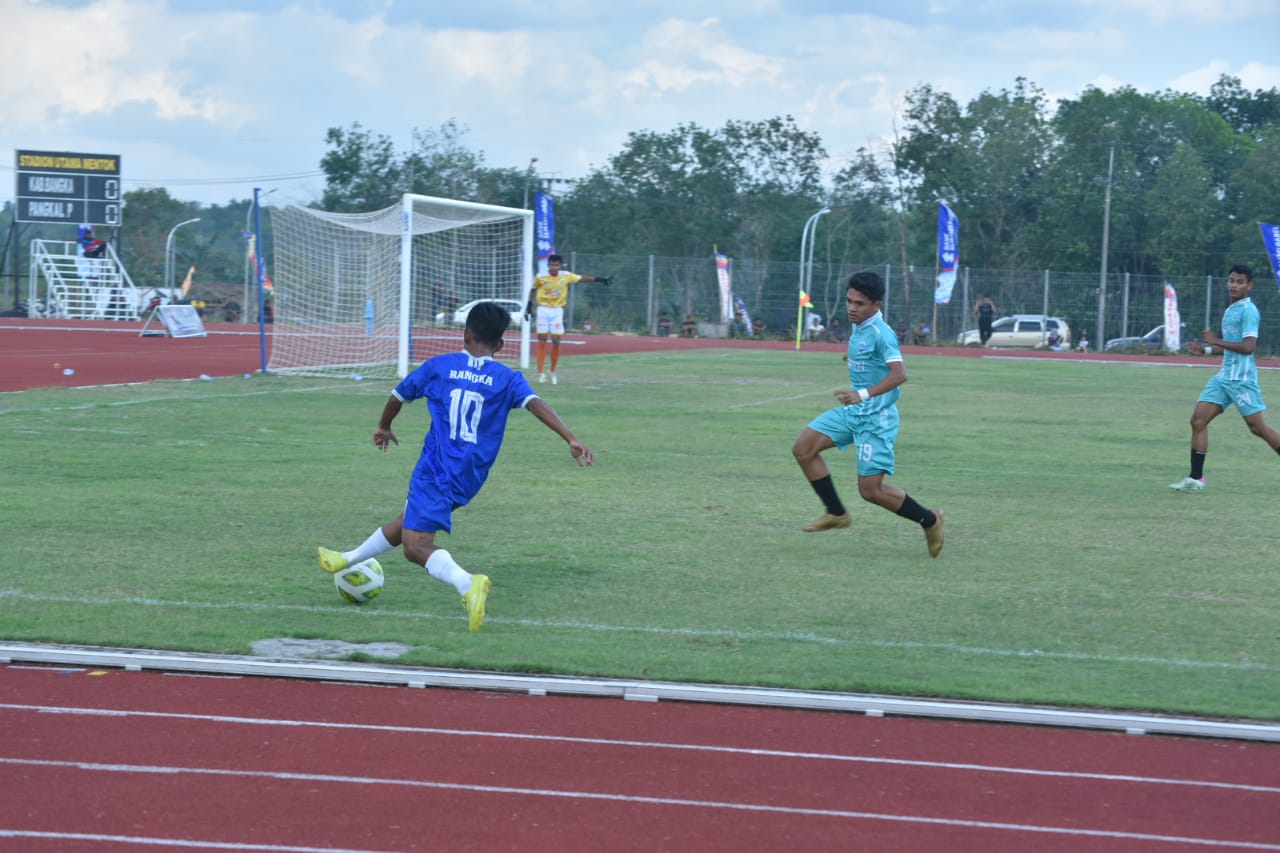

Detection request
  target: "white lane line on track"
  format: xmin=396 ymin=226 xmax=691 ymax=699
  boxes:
xmin=0 ymin=830 xmax=391 ymax=852
xmin=2 ymin=757 xmax=1277 ymax=850
xmin=3 ymin=703 xmax=1276 ymax=795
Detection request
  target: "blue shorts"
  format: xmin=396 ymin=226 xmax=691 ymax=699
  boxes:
xmin=808 ymin=405 xmax=899 ymax=476
xmin=1198 ymin=375 xmax=1267 ymax=417
xmin=403 ymin=477 xmax=463 ymax=534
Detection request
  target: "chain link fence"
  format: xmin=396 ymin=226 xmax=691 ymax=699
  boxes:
xmin=555 ymin=251 xmax=1278 ymax=355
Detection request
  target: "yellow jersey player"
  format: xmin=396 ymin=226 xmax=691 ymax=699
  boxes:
xmin=526 ymin=253 xmax=611 ymax=384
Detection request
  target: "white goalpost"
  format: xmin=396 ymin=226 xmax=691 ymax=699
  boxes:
xmin=267 ymin=194 xmax=532 ymax=378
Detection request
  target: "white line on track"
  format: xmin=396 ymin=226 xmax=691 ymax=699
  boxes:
xmin=2 ymin=589 xmax=1275 ymax=673
xmin=1 ymin=756 xmax=1276 ymax=850
xmin=3 ymin=702 xmax=1275 ymax=794
xmin=0 ymin=830 xmax=392 ymax=853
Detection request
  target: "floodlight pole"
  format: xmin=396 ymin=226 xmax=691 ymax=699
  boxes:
xmin=1095 ymin=145 xmax=1114 ymax=352
xmin=164 ymin=217 xmax=201 ymax=297
xmin=522 ymin=158 xmax=539 ymax=209
xmin=796 ymin=207 xmax=829 ymax=349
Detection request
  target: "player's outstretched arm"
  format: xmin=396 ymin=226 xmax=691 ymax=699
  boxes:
xmin=588 ymin=275 xmax=612 ymax=285
xmin=373 ymin=396 xmax=403 ymax=451
xmin=527 ymin=397 xmax=594 ymax=466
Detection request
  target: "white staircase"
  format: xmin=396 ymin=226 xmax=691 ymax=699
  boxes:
xmin=28 ymin=239 xmax=143 ymax=320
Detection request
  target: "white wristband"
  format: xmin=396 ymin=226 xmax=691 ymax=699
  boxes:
xmin=856 ymin=388 xmax=870 ymax=403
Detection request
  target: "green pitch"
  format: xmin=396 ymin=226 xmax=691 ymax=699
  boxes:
xmin=2 ymin=350 xmax=1277 ymax=720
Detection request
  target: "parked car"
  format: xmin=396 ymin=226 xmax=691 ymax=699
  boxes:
xmin=956 ymin=315 xmax=1071 ymax=348
xmin=1104 ymin=323 xmax=1207 ymax=354
xmin=1105 ymin=325 xmax=1172 ymax=352
xmin=435 ymin=298 xmax=525 ymax=327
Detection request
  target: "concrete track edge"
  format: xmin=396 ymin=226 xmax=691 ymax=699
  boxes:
xmin=2 ymin=641 xmax=1276 ymax=743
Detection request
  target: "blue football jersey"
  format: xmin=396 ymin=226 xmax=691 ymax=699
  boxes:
xmin=393 ymin=351 xmax=537 ymax=505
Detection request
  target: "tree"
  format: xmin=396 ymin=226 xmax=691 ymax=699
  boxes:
xmin=320 ymin=122 xmax=404 ymax=212
xmin=1144 ymin=144 xmax=1220 ymax=276
xmin=894 ymin=78 xmax=1052 ymax=269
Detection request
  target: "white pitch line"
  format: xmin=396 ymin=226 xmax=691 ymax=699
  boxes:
xmin=2 ymin=757 xmax=1276 ymax=850
xmin=1 ymin=589 xmax=1275 ymax=673
xmin=3 ymin=702 xmax=1276 ymax=794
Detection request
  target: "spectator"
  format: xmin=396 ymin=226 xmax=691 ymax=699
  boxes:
xmin=657 ymin=311 xmax=672 ymax=337
xmin=895 ymin=321 xmax=907 ymax=344
xmin=1047 ymin=328 xmax=1066 ymax=351
xmin=1076 ymin=330 xmax=1090 ymax=352
xmin=680 ymin=314 xmax=697 ymax=337
xmin=824 ymin=317 xmax=847 ymax=343
xmin=913 ymin=321 xmax=931 ymax=345
xmin=974 ymin=295 xmax=997 ymax=346
xmin=582 ymin=315 xmax=595 ymax=334
xmin=805 ymin=311 xmax=825 ymax=341
xmin=223 ymin=299 xmax=242 ymax=323
xmin=730 ymin=312 xmax=747 ymax=338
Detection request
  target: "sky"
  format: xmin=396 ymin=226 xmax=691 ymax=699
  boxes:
xmin=2 ymin=0 xmax=1278 ymax=211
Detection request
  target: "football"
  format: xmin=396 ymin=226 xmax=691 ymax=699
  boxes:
xmin=334 ymin=558 xmax=384 ymax=604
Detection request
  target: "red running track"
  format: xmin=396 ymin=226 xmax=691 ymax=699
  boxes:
xmin=1 ymin=665 xmax=1278 ymax=852
xmin=9 ymin=317 xmax=1260 ymax=394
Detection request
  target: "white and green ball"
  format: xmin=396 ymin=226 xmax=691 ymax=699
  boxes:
xmin=334 ymin=558 xmax=384 ymax=604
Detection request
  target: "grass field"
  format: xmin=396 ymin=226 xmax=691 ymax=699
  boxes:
xmin=2 ymin=349 xmax=1278 ymax=721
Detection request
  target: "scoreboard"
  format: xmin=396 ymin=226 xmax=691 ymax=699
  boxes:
xmin=15 ymin=149 xmax=122 ymax=226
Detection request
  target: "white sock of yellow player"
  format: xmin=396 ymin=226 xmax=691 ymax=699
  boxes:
xmin=345 ymin=528 xmax=393 ymax=565
xmin=425 ymin=548 xmax=471 ymax=595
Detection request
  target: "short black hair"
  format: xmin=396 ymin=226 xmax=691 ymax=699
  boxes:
xmin=847 ymin=271 xmax=885 ymax=303
xmin=547 ymin=253 xmax=563 ymax=264
xmin=1230 ymin=263 xmax=1254 ymax=282
xmin=465 ymin=300 xmax=511 ymax=347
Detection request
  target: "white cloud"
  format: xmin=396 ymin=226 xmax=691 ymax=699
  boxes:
xmin=2 ymin=0 xmax=1277 ymax=205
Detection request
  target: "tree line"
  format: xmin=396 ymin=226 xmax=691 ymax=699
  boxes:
xmin=3 ymin=74 xmax=1276 ymax=317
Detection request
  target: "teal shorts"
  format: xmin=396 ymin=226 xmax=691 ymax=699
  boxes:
xmin=808 ymin=405 xmax=899 ymax=476
xmin=1198 ymin=375 xmax=1267 ymax=417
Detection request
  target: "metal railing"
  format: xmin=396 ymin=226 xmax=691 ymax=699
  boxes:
xmin=27 ymin=239 xmax=143 ymax=320
xmin=551 ymin=252 xmax=1274 ymax=354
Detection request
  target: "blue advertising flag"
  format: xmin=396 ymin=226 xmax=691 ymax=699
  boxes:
xmin=935 ymin=201 xmax=959 ymax=305
xmin=1260 ymin=222 xmax=1280 ymax=291
xmin=535 ymin=191 xmax=555 ymax=275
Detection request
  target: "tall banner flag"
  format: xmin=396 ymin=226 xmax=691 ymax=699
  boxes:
xmin=535 ymin=191 xmax=555 ymax=275
xmin=715 ymin=253 xmax=733 ymax=323
xmin=246 ymin=233 xmax=273 ymax=290
xmin=1163 ymin=283 xmax=1181 ymax=353
xmin=1260 ymin=222 xmax=1280 ymax=291
xmin=935 ymin=200 xmax=959 ymax=305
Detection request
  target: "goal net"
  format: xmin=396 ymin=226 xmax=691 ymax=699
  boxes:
xmin=267 ymin=194 xmax=532 ymax=378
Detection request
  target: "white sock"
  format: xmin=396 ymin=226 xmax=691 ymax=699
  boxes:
xmin=344 ymin=528 xmax=393 ymax=564
xmin=425 ymin=549 xmax=472 ymax=595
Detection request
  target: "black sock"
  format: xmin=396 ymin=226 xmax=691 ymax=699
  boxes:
xmin=896 ymin=495 xmax=936 ymax=528
xmin=809 ymin=475 xmax=846 ymax=516
xmin=1190 ymin=450 xmax=1206 ymax=480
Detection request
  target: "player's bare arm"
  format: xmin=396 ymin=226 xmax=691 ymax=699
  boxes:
xmin=373 ymin=396 xmax=402 ymax=451
xmin=832 ymin=361 xmax=907 ymax=406
xmin=527 ymin=397 xmax=594 ymax=466
xmin=1201 ymin=329 xmax=1256 ymax=355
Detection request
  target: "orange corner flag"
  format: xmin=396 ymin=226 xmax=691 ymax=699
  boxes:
xmin=799 ymin=291 xmax=812 ymax=308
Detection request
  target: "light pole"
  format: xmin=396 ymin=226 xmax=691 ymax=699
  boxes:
xmin=522 ymin=157 xmax=539 ymax=209
xmin=1095 ymin=145 xmax=1114 ymax=352
xmin=243 ymin=189 xmax=276 ymax=319
xmin=164 ymin=217 xmax=201 ymax=298
xmin=795 ymin=206 xmax=830 ymax=349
